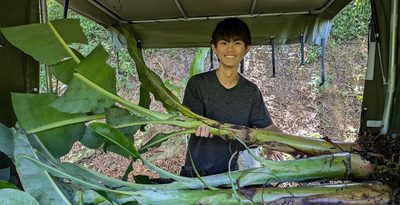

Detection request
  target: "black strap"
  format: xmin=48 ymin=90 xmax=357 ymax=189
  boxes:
xmin=210 ymin=48 xmax=214 ymax=70
xmin=271 ymin=37 xmax=276 ymax=78
xmin=240 ymin=59 xmax=244 ymax=74
xmin=63 ymin=0 xmax=70 ymax=19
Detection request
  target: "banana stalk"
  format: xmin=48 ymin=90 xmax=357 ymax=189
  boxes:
xmin=157 ymin=153 xmax=374 ymax=190
xmin=113 ymin=183 xmax=392 ymax=205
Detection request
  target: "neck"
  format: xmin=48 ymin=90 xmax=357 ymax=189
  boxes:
xmin=216 ymin=67 xmax=240 ymax=89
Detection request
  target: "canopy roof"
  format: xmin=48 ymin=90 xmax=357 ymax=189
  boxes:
xmin=61 ymin=0 xmax=351 ymax=48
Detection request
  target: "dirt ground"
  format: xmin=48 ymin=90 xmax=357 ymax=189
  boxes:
xmin=62 ymin=38 xmax=368 ymax=181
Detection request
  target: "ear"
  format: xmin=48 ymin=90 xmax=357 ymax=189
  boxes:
xmin=245 ymin=45 xmax=251 ymax=54
xmin=211 ymin=44 xmax=217 ymax=53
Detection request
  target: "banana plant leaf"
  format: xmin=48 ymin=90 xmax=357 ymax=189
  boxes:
xmin=119 ymin=27 xmax=203 ymax=119
xmin=138 ymin=85 xmax=151 ymax=111
xmin=87 ymin=122 xmax=193 ymax=183
xmin=106 ymin=107 xmax=144 ymax=137
xmin=0 ymin=19 xmax=87 ymax=65
xmin=13 ymin=129 xmax=72 ymax=205
xmin=89 ymin=123 xmax=140 ymax=159
xmin=0 ymin=188 xmax=40 ymax=205
xmin=80 ymin=126 xmax=105 ymax=149
xmin=77 ymin=190 xmax=113 ymax=205
xmin=183 ymin=48 xmax=209 ymax=85
xmin=11 ymin=93 xmax=86 ymax=157
xmin=0 ymin=124 xmax=13 ymax=159
xmin=163 ymin=80 xmax=182 ymax=97
xmin=49 ymin=49 xmax=84 ymax=84
xmin=51 ymin=45 xmax=116 ymax=114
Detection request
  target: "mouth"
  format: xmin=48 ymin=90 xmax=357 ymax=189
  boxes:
xmin=224 ymin=55 xmax=236 ymax=59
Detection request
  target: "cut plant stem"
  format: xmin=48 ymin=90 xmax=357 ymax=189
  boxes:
xmin=207 ymin=123 xmax=361 ymax=156
xmin=159 ymin=153 xmax=374 ymax=190
xmin=116 ymin=183 xmax=392 ymax=205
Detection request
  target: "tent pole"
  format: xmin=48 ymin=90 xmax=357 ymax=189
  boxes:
xmin=63 ymin=0 xmax=69 ymax=19
xmin=300 ymin=34 xmax=305 ymax=66
xmin=371 ymin=0 xmax=387 ymax=85
xmin=40 ymin=0 xmax=53 ymax=93
xmin=319 ymin=38 xmax=326 ymax=86
xmin=381 ymin=0 xmax=398 ymax=134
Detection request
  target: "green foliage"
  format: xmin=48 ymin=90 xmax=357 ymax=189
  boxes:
xmin=120 ymin=27 xmax=204 ymax=119
xmin=0 ymin=188 xmax=40 ymax=205
xmin=306 ymin=44 xmax=322 ymax=64
xmin=47 ymin=0 xmax=110 ymax=55
xmin=0 ymin=124 xmax=13 ymax=158
xmin=51 ymin=45 xmax=117 ymax=114
xmin=0 ymin=19 xmax=87 ymax=65
xmin=306 ymin=1 xmax=370 ymax=63
xmin=330 ymin=1 xmax=371 ymax=43
xmin=13 ymin=130 xmax=73 ymax=204
xmin=184 ymin=48 xmax=209 ymax=85
xmin=0 ymin=180 xmax=18 ymax=189
xmin=11 ymin=93 xmax=85 ymax=157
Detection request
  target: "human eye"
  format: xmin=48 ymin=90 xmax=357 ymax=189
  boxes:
xmin=234 ymin=41 xmax=244 ymax=45
xmin=218 ymin=41 xmax=228 ymax=45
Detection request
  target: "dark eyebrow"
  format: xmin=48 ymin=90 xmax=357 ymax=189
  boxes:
xmin=218 ymin=36 xmax=243 ymax=42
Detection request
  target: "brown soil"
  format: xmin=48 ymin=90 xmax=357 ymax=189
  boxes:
xmin=62 ymin=38 xmax=369 ymax=181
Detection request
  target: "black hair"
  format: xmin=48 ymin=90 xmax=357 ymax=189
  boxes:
xmin=211 ymin=18 xmax=252 ymax=47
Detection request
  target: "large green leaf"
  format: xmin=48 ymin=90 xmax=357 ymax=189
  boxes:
xmin=0 ymin=124 xmax=13 ymax=159
xmin=80 ymin=126 xmax=105 ymax=149
xmin=13 ymin=129 xmax=72 ymax=205
xmin=25 ymin=131 xmax=146 ymax=191
xmin=105 ymin=107 xmax=143 ymax=137
xmin=0 ymin=19 xmax=87 ymax=65
xmin=138 ymin=85 xmax=151 ymax=111
xmin=51 ymin=45 xmax=116 ymax=114
xmin=120 ymin=27 xmax=200 ymax=118
xmin=89 ymin=123 xmax=140 ymax=159
xmin=11 ymin=93 xmax=86 ymax=157
xmin=0 ymin=188 xmax=40 ymax=205
xmin=19 ymin=155 xmax=136 ymax=195
xmin=184 ymin=48 xmax=209 ymax=85
xmin=81 ymin=107 xmax=145 ymax=151
xmin=49 ymin=49 xmax=84 ymax=84
xmin=75 ymin=45 xmax=116 ymax=94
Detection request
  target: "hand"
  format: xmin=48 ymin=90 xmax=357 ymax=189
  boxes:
xmin=195 ymin=125 xmax=213 ymax=138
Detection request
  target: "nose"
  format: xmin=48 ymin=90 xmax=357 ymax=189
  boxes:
xmin=226 ymin=42 xmax=234 ymax=51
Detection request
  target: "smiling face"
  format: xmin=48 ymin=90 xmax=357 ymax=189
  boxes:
xmin=212 ymin=38 xmax=250 ymax=70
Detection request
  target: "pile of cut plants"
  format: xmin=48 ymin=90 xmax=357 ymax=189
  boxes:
xmin=0 ymin=19 xmax=399 ymax=205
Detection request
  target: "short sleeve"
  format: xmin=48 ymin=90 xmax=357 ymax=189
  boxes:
xmin=183 ymin=77 xmax=205 ymax=116
xmin=248 ymin=88 xmax=273 ymax=128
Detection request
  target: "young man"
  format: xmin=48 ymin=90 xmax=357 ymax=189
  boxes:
xmin=180 ymin=18 xmax=281 ymax=177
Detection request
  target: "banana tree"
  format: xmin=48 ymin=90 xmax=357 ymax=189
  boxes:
xmin=0 ymin=19 xmax=397 ymax=204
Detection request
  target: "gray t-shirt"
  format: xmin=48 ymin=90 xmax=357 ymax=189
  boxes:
xmin=180 ymin=70 xmax=272 ymax=176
